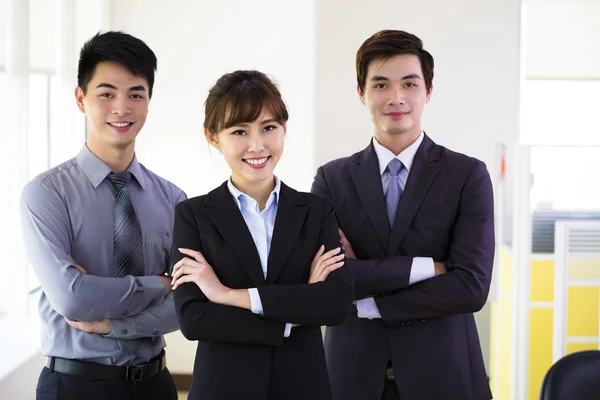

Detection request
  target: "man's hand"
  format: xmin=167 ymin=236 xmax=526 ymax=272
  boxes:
xmin=68 ymin=255 xmax=87 ymax=274
xmin=434 ymin=261 xmax=447 ymax=276
xmin=339 ymin=229 xmax=357 ymax=259
xmin=66 ymin=318 xmax=112 ymax=335
xmin=158 ymin=275 xmax=173 ymax=294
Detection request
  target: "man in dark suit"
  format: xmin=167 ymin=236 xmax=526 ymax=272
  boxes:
xmin=311 ymin=30 xmax=495 ymax=400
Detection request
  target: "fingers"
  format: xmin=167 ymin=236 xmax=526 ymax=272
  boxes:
xmin=315 ymin=261 xmax=345 ymax=282
xmin=311 ymin=245 xmax=325 ymax=267
xmin=171 ymin=264 xmax=200 ymax=284
xmin=172 ymin=256 xmax=202 ymax=276
xmin=172 ymin=274 xmax=198 ymax=291
xmin=178 ymin=248 xmax=208 ymax=264
xmin=68 ymin=255 xmax=87 ymax=274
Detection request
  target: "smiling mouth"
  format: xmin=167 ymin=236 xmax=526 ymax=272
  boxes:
xmin=108 ymin=122 xmax=133 ymax=127
xmin=243 ymin=156 xmax=271 ymax=166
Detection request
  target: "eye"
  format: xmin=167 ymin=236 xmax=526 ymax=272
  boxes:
xmin=131 ymin=94 xmax=145 ymax=99
xmin=231 ymin=130 xmax=246 ymax=136
xmin=264 ymin=125 xmax=278 ymax=132
xmin=100 ymin=93 xmax=114 ymax=98
xmin=375 ymin=83 xmax=387 ymax=89
xmin=405 ymin=82 xmax=417 ymax=88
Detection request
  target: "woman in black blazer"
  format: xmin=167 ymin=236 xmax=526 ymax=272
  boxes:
xmin=170 ymin=70 xmax=354 ymax=400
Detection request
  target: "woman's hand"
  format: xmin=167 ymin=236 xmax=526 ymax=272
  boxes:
xmin=309 ymin=245 xmax=345 ymax=283
xmin=171 ymin=248 xmax=230 ymax=303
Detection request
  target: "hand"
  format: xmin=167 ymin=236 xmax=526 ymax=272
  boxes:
xmin=67 ymin=255 xmax=87 ymax=274
xmin=158 ymin=275 xmax=173 ymax=294
xmin=66 ymin=318 xmax=111 ymax=335
xmin=338 ymin=229 xmax=357 ymax=259
xmin=309 ymin=245 xmax=345 ymax=283
xmin=434 ymin=261 xmax=447 ymax=276
xmin=171 ymin=248 xmax=230 ymax=303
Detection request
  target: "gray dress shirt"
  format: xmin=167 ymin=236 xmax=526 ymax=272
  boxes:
xmin=20 ymin=145 xmax=186 ymax=365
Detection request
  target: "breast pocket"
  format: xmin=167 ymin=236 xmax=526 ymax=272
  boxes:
xmin=143 ymin=231 xmax=172 ymax=275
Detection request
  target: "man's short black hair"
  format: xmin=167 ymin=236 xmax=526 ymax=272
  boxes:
xmin=77 ymin=31 xmax=157 ymax=96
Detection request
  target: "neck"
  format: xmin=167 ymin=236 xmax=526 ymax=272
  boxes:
xmin=86 ymin=138 xmax=135 ymax=173
xmin=231 ymin=175 xmax=276 ymax=211
xmin=374 ymin=127 xmax=421 ymax=156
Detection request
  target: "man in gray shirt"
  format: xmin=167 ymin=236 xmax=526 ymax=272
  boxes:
xmin=21 ymin=31 xmax=185 ymax=400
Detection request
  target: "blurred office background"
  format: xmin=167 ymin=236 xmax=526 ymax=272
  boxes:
xmin=1 ymin=0 xmax=599 ymax=398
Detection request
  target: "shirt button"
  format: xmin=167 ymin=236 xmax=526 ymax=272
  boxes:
xmin=367 ymin=307 xmax=373 ymax=312
xmin=153 ymin=330 xmax=160 ymax=335
xmin=122 ymin=328 xmax=129 ymax=335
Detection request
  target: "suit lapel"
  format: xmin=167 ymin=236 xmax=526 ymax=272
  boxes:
xmin=387 ymin=134 xmax=441 ymax=254
xmin=203 ymin=182 xmax=266 ymax=287
xmin=350 ymin=143 xmax=390 ymax=255
xmin=267 ymin=183 xmax=308 ymax=284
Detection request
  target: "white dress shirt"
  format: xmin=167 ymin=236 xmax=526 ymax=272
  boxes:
xmin=227 ymin=178 xmax=292 ymax=337
xmin=356 ymin=132 xmax=435 ymax=319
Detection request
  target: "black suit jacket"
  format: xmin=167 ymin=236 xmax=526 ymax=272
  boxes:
xmin=172 ymin=181 xmax=354 ymax=400
xmin=312 ymin=135 xmax=494 ymax=400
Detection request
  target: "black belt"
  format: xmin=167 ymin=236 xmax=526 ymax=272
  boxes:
xmin=46 ymin=350 xmax=166 ymax=382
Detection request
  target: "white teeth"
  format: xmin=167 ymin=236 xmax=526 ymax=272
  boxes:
xmin=110 ymin=122 xmax=131 ymax=127
xmin=245 ymin=157 xmax=268 ymax=165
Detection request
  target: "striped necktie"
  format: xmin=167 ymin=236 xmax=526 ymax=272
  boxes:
xmin=107 ymin=172 xmax=144 ymax=277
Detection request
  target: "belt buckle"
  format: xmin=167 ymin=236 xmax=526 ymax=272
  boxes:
xmin=126 ymin=365 xmax=147 ymax=382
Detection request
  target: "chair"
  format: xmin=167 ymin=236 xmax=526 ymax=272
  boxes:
xmin=539 ymin=350 xmax=600 ymax=400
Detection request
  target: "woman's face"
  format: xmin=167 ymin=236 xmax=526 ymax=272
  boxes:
xmin=206 ymin=109 xmax=286 ymax=189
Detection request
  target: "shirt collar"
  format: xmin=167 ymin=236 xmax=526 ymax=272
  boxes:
xmin=372 ymin=131 xmax=424 ymax=176
xmin=227 ymin=177 xmax=281 ymax=212
xmin=76 ymin=144 xmax=146 ymax=190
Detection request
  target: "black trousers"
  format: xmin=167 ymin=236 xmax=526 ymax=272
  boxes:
xmin=36 ymin=366 xmax=177 ymax=400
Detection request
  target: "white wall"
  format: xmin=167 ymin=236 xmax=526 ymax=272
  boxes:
xmin=315 ymin=0 xmax=522 ymax=173
xmin=0 ymin=354 xmax=44 ymax=400
xmin=524 ymin=0 xmax=600 ymax=80
xmin=112 ymin=0 xmax=316 ymax=197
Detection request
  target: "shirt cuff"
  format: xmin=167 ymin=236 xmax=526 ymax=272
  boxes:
xmin=284 ymin=323 xmax=292 ymax=337
xmin=138 ymin=275 xmax=168 ymax=305
xmin=248 ymin=288 xmax=264 ymax=315
xmin=409 ymin=257 xmax=435 ymax=285
xmin=105 ymin=317 xmax=137 ymax=339
xmin=356 ymin=297 xmax=382 ymax=319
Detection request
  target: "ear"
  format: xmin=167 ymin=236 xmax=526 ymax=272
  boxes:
xmin=204 ymin=128 xmax=221 ymax=152
xmin=282 ymin=122 xmax=287 ymax=136
xmin=75 ymin=86 xmax=86 ymax=113
xmin=425 ymin=83 xmax=433 ymax=104
xmin=357 ymin=84 xmax=366 ymax=105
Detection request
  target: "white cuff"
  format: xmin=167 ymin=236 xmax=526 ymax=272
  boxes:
xmin=409 ymin=257 xmax=435 ymax=285
xmin=284 ymin=323 xmax=292 ymax=337
xmin=248 ymin=288 xmax=264 ymax=315
xmin=356 ymin=297 xmax=382 ymax=319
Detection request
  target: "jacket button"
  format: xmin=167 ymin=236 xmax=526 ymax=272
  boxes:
xmin=122 ymin=328 xmax=129 ymax=335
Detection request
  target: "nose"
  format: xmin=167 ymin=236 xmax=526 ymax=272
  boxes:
xmin=247 ymin=130 xmax=265 ymax=152
xmin=111 ymin=97 xmax=132 ymax=116
xmin=387 ymin=87 xmax=406 ymax=106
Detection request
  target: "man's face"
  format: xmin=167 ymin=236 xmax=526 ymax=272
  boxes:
xmin=359 ymin=54 xmax=431 ymax=141
xmin=75 ymin=61 xmax=150 ymax=151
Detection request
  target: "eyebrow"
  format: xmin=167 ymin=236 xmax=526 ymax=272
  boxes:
xmin=234 ymin=118 xmax=279 ymax=127
xmin=369 ymin=73 xmax=422 ymax=82
xmin=95 ymin=83 xmax=147 ymax=91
